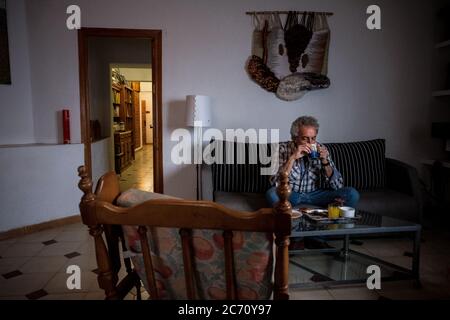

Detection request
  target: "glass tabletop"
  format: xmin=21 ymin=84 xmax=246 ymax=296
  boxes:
xmin=291 ymin=210 xmax=421 ymax=237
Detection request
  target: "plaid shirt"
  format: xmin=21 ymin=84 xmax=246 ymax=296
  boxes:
xmin=270 ymin=141 xmax=344 ymax=193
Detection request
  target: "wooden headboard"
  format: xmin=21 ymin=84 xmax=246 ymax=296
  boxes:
xmin=77 ymin=165 xmax=293 ymax=300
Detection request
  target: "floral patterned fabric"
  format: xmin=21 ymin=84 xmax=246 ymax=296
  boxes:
xmin=117 ymin=188 xmax=274 ymax=300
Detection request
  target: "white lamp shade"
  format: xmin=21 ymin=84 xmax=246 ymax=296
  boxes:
xmin=185 ymin=95 xmax=212 ymax=127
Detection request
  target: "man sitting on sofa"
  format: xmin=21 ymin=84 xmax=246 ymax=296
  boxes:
xmin=266 ymin=115 xmax=360 ymax=208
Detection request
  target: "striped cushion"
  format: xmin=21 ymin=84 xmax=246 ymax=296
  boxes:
xmin=210 ymin=139 xmax=386 ymax=193
xmin=324 ymin=139 xmax=386 ymax=190
xmin=210 ymin=140 xmax=272 ymax=193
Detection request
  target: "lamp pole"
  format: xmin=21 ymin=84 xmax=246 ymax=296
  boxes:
xmin=185 ymin=95 xmax=211 ymax=201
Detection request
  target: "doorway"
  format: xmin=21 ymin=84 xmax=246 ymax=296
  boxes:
xmin=110 ymin=66 xmax=153 ymax=191
xmin=78 ymin=28 xmax=163 ymax=193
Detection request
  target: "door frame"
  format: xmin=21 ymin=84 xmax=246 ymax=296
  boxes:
xmin=78 ymin=27 xmax=163 ymax=193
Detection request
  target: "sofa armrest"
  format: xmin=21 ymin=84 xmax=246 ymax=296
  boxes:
xmin=386 ymin=158 xmax=423 ymax=223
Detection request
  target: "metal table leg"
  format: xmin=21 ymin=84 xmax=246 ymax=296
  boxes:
xmin=412 ymin=228 xmax=422 ymax=288
xmin=342 ymin=235 xmax=350 ymax=257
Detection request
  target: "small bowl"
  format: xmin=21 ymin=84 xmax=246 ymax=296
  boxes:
xmin=339 ymin=206 xmax=355 ymax=218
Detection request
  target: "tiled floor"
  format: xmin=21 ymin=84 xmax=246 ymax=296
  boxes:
xmin=1 ymin=221 xmax=449 ymax=300
xmin=1 ymin=153 xmax=449 ymax=300
xmin=0 ymin=223 xmax=149 ymax=300
xmin=118 ymin=144 xmax=154 ymax=192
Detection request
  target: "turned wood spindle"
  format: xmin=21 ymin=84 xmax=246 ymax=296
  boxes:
xmin=275 ymin=171 xmax=292 ymax=215
xmin=273 ymin=170 xmax=291 ymax=300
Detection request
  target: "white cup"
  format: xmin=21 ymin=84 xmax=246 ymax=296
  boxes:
xmin=339 ymin=206 xmax=355 ymax=218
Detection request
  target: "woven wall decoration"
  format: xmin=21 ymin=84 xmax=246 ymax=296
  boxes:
xmin=246 ymin=11 xmax=332 ymax=101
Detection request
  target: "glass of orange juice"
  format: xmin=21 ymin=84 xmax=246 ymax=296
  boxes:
xmin=328 ymin=202 xmax=340 ymax=219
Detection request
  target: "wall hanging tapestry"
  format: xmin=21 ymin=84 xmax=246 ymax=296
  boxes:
xmin=246 ymin=10 xmax=332 ymax=101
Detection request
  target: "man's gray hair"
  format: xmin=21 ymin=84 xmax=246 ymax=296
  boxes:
xmin=290 ymin=116 xmax=319 ymax=139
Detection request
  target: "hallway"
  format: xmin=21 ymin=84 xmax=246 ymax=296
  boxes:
xmin=118 ymin=144 xmax=153 ymax=192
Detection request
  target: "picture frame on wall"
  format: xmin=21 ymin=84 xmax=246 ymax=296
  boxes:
xmin=0 ymin=0 xmax=11 ymax=85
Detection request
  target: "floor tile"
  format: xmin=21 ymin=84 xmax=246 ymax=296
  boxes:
xmin=290 ymin=289 xmax=335 ymax=300
xmin=361 ymin=239 xmax=406 ymax=258
xmin=2 ymin=270 xmax=23 ymax=279
xmin=64 ymin=252 xmax=81 ymax=259
xmin=0 ymin=272 xmax=55 ymax=296
xmin=0 ymin=243 xmax=9 ymax=256
xmin=0 ymin=239 xmax=18 ymax=246
xmin=381 ymin=255 xmax=412 ymax=270
xmin=1 ymin=243 xmax=44 ymax=258
xmin=328 ymin=286 xmax=380 ymax=300
xmin=26 ymin=289 xmax=48 ymax=300
xmin=15 ymin=229 xmax=62 ymax=244
xmin=84 ymin=291 xmax=105 ymax=300
xmin=119 ymin=146 xmax=154 ymax=192
xmin=42 ymin=239 xmax=58 ymax=246
xmin=60 ymin=254 xmax=97 ymax=272
xmin=54 ymin=230 xmax=90 ymax=243
xmin=20 ymin=256 xmax=68 ymax=274
xmin=44 ymin=270 xmax=98 ymax=294
xmin=62 ymin=223 xmax=85 ymax=232
xmin=76 ymin=242 xmax=95 ymax=255
xmin=0 ymin=295 xmax=28 ymax=300
xmin=41 ymin=292 xmax=87 ymax=300
xmin=0 ymin=257 xmax=31 ymax=274
xmin=37 ymin=242 xmax=81 ymax=257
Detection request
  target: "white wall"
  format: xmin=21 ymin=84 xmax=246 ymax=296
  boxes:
xmin=120 ymin=67 xmax=152 ymax=82
xmin=0 ymin=0 xmax=35 ymax=144
xmin=0 ymin=0 xmax=448 ymax=231
xmin=25 ymin=0 xmax=80 ymax=144
xmin=91 ymin=138 xmax=112 ymax=185
xmin=0 ymin=144 xmax=84 ymax=232
xmin=88 ymin=37 xmax=151 ymax=139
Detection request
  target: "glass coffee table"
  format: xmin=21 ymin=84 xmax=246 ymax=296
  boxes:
xmin=289 ymin=210 xmax=421 ymax=289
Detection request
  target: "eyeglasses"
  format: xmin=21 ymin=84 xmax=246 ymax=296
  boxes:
xmin=295 ymin=136 xmax=317 ymax=143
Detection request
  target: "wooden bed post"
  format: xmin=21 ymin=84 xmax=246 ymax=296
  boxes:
xmin=273 ymin=171 xmax=291 ymax=300
xmin=78 ymin=166 xmax=118 ymax=299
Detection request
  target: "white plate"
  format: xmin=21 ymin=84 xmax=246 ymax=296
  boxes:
xmin=291 ymin=210 xmax=303 ymax=219
xmin=300 ymin=208 xmax=328 ymax=214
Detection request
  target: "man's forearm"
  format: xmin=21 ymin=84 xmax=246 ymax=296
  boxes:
xmin=281 ymin=156 xmax=296 ymax=176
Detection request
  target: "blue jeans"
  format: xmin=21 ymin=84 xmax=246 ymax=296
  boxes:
xmin=265 ymin=186 xmax=360 ymax=208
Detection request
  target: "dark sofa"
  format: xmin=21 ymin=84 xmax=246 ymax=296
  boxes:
xmin=203 ymin=139 xmax=423 ymax=223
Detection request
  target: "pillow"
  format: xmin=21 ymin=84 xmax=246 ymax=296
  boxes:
xmin=117 ymin=189 xmax=274 ymax=300
xmin=324 ymin=139 xmax=386 ymax=190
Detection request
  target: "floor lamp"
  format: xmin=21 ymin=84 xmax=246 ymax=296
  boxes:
xmin=185 ymin=95 xmax=212 ymax=200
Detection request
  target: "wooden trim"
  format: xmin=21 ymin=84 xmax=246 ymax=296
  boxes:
xmin=0 ymin=215 xmax=81 ymax=241
xmin=152 ymin=32 xmax=164 ymax=193
xmin=223 ymin=230 xmax=237 ymax=299
xmin=78 ymin=29 xmax=92 ymax=178
xmin=138 ymin=225 xmax=159 ymax=299
xmin=78 ymin=28 xmax=163 ymax=193
xmin=179 ymin=228 xmax=196 ymax=299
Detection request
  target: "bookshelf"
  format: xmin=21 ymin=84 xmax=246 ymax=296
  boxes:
xmin=112 ymin=83 xmax=121 ymax=121
xmin=122 ymin=85 xmax=134 ymax=132
xmin=112 ymin=81 xmax=137 ymax=173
